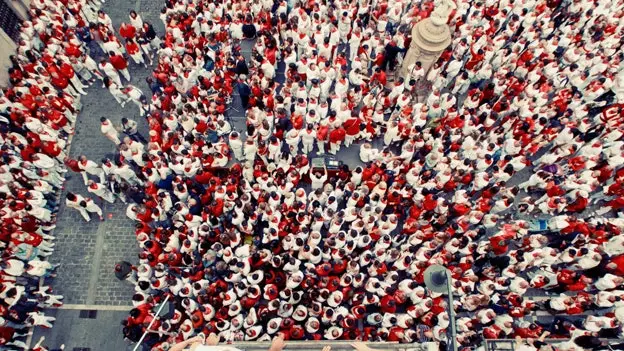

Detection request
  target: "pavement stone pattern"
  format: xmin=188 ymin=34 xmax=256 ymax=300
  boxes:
xmin=93 ymin=201 xmax=142 ymax=305
xmin=46 ymin=0 xmax=156 ymax=305
xmin=32 ymin=310 xmax=132 ymax=351
xmin=47 ymin=206 xmax=100 ymax=305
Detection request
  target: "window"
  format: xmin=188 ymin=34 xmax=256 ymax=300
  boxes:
xmin=0 ymin=0 xmax=22 ymax=43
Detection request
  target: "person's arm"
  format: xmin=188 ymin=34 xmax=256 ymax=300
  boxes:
xmin=352 ymin=342 xmax=387 ymax=351
xmin=321 ymin=164 xmax=328 ymax=181
xmin=538 ymin=331 xmax=551 ymax=342
xmin=268 ymin=335 xmax=286 ymax=351
xmin=169 ymin=336 xmax=204 ymax=351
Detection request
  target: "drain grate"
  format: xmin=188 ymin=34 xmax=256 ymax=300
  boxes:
xmin=78 ymin=310 xmax=97 ymax=319
xmin=73 ymin=348 xmax=91 ymax=351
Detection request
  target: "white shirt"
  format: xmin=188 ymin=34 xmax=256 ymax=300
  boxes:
xmin=596 ymin=274 xmax=621 ymax=291
xmin=310 ymin=172 xmax=327 ymax=190
xmin=101 ymin=121 xmax=118 ymax=136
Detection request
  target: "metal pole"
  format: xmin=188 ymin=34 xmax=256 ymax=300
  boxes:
xmin=132 ymin=294 xmax=171 ymax=351
xmin=445 ymin=270 xmax=458 ymax=351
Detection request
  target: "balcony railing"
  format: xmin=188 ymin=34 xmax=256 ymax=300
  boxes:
xmin=484 ymin=338 xmax=622 ymax=351
xmin=217 ymin=341 xmax=410 ymax=351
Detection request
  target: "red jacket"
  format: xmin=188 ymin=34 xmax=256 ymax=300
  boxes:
xmin=65 ymin=44 xmax=82 ymax=57
xmin=489 ymin=235 xmax=511 ymax=255
xmin=608 ymin=255 xmax=624 ymax=275
xmin=317 ymin=125 xmax=329 ymax=141
xmin=344 ymin=118 xmax=361 ymax=136
xmin=119 ymin=24 xmax=136 ymax=39
xmin=126 ymin=41 xmax=140 ymax=55
xmin=51 ymin=75 xmax=69 ymax=89
xmin=42 ymin=142 xmax=62 ymax=157
xmin=329 ymin=127 xmax=346 ymax=143
xmin=110 ymin=55 xmax=128 ymax=70
xmin=60 ymin=63 xmax=75 ymax=79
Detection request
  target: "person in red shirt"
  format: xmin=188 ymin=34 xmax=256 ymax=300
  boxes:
xmin=64 ymin=42 xmax=82 ymax=58
xmin=57 ymin=60 xmax=87 ymax=95
xmin=489 ymin=234 xmax=513 ymax=255
xmin=125 ymin=38 xmax=147 ymax=67
xmin=465 ymin=46 xmax=484 ymax=70
xmin=41 ymin=141 xmax=64 ymax=161
xmin=50 ymin=72 xmax=69 ymax=91
xmin=328 ymin=126 xmax=346 ymax=155
xmin=118 ymin=22 xmax=136 ymax=40
xmin=316 ymin=120 xmax=330 ymax=155
xmin=371 ymin=67 xmax=387 ymax=86
xmin=606 ymin=255 xmax=624 ymax=275
xmin=108 ymin=52 xmax=131 ymax=81
xmin=343 ymin=114 xmax=361 ymax=147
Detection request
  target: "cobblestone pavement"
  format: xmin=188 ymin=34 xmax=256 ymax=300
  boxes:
xmin=46 ymin=0 xmax=158 ymax=306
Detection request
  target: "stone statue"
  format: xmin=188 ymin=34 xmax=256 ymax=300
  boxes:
xmin=398 ymin=0 xmax=453 ymax=81
xmin=430 ymin=0 xmax=456 ymax=26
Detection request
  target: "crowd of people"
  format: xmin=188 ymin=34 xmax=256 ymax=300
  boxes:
xmin=3 ymin=0 xmax=624 ymax=349
xmin=0 ymin=0 xmax=141 ymax=348
xmin=99 ymin=0 xmax=624 ymax=349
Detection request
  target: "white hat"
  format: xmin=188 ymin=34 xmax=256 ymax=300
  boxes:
xmin=305 ymin=317 xmax=320 ymax=333
xmin=245 ymin=326 xmax=262 ymax=340
xmin=223 ymin=290 xmax=237 ymax=306
xmin=230 ymin=314 xmax=244 ymax=330
xmin=228 ymin=301 xmax=242 ymax=316
xmin=267 ymin=317 xmax=282 ymax=335
xmin=216 ymin=320 xmax=230 ymax=331
xmin=292 ymin=305 xmax=308 ymax=321
xmin=248 ymin=271 xmax=264 ymax=285
xmin=244 ymin=308 xmax=258 ymax=329
xmin=324 ymin=326 xmax=343 ymax=340
xmin=287 ymin=271 xmax=304 ymax=289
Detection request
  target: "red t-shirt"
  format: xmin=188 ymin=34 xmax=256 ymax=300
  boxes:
xmin=110 ymin=55 xmax=128 ymax=70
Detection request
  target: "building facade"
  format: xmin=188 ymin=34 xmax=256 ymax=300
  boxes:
xmin=0 ymin=0 xmax=30 ymax=87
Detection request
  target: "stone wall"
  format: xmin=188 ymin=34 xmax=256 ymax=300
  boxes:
xmin=0 ymin=28 xmax=16 ymax=88
xmin=0 ymin=0 xmax=30 ymax=87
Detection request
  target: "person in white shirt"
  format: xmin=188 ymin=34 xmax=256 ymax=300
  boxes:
xmin=123 ymin=84 xmax=146 ymax=116
xmin=114 ymin=161 xmax=144 ymax=185
xmin=26 ymin=311 xmax=56 ymax=328
xmin=87 ymin=180 xmax=115 ymax=203
xmin=310 ymin=165 xmax=328 ymax=190
xmin=98 ymin=60 xmax=122 ymax=87
xmin=229 ymin=132 xmax=243 ymax=160
xmin=31 ymin=154 xmax=58 ymax=171
xmin=595 ymin=274 xmax=624 ymax=291
xmin=81 ymin=197 xmax=104 ymax=221
xmin=78 ymin=155 xmax=106 ymax=185
xmin=100 ymin=117 xmax=121 ymax=145
xmin=65 ymin=192 xmax=90 ymax=221
xmin=300 ymin=124 xmax=316 ymax=154
xmin=408 ymin=61 xmax=425 ymax=83
xmin=260 ymin=58 xmax=275 ymax=79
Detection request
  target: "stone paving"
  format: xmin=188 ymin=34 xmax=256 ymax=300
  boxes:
xmin=46 ymin=0 xmax=155 ymax=306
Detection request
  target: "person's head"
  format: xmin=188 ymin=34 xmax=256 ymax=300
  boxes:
xmin=129 ymin=308 xmax=141 ymax=318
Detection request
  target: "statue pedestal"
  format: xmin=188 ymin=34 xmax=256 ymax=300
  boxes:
xmin=400 ymin=17 xmax=452 ymax=81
